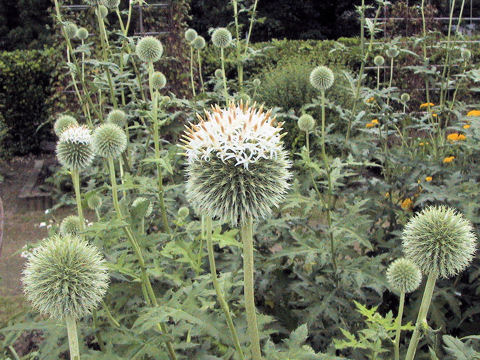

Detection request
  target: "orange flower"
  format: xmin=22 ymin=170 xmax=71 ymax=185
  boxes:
xmin=443 ymin=156 xmax=455 ymax=163
xmin=425 ymin=176 xmax=433 ymax=182
xmin=467 ymin=110 xmax=480 ymax=117
xmin=458 ymin=134 xmax=466 ymax=141
xmin=401 ymin=198 xmax=413 ymax=210
xmin=366 ymin=97 xmax=375 ymax=103
xmin=366 ymin=123 xmax=374 ymax=128
xmin=432 ymin=113 xmax=438 ymax=118
xmin=420 ymin=102 xmax=434 ymax=109
xmin=447 ymin=133 xmax=459 ymax=141
xmin=463 ymin=124 xmax=471 ymax=129
xmin=371 ymin=119 xmax=379 ymax=125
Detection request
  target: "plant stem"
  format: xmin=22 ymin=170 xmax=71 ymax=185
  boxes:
xmin=197 ymin=50 xmax=205 ymax=93
xmin=221 ymin=48 xmax=229 ymax=102
xmin=232 ymin=0 xmax=243 ymax=90
xmin=92 ymin=310 xmax=105 ymax=352
xmin=377 ymin=66 xmax=380 ymax=90
xmin=241 ymin=217 xmax=262 ymax=360
xmin=387 ymin=57 xmax=394 ymax=106
xmin=405 ymin=272 xmax=438 ymax=360
xmin=71 ymin=169 xmax=85 ymax=232
xmin=66 ymin=315 xmax=80 ymax=360
xmin=244 ymin=0 xmax=259 ymax=57
xmin=189 ymin=46 xmax=196 ymax=97
xmin=205 ymin=216 xmax=245 ymax=359
xmin=394 ymin=292 xmax=405 ymax=360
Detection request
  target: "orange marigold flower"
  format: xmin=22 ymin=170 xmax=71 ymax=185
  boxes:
xmin=467 ymin=110 xmax=480 ymax=117
xmin=420 ymin=102 xmax=434 ymax=109
xmin=447 ymin=133 xmax=459 ymax=141
xmin=401 ymin=198 xmax=413 ymax=210
xmin=463 ymin=124 xmax=471 ymax=129
xmin=366 ymin=122 xmax=375 ymax=128
xmin=443 ymin=156 xmax=455 ymax=163
xmin=371 ymin=119 xmax=379 ymax=125
xmin=458 ymin=134 xmax=466 ymax=141
xmin=425 ymin=176 xmax=433 ymax=182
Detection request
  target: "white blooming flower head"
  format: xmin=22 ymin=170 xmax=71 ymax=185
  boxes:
xmin=181 ymin=101 xmax=291 ymax=225
xmin=56 ymin=125 xmax=95 ymax=170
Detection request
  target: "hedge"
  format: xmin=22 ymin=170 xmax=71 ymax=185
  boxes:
xmin=0 ymin=48 xmax=57 ymax=157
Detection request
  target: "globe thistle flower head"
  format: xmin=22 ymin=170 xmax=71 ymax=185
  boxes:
xmin=93 ymin=123 xmax=127 ymax=159
xmin=461 ymin=48 xmax=472 ymax=61
xmin=102 ymin=0 xmax=120 ymax=9
xmin=54 ymin=114 xmax=78 ymax=137
xmin=402 ymin=206 xmax=477 ymax=278
xmin=59 ymin=215 xmax=83 ymax=236
xmin=177 ymin=206 xmax=189 ymax=218
xmin=192 ymin=36 xmax=206 ymax=50
xmin=185 ymin=28 xmax=198 ymax=43
xmin=386 ymin=46 xmax=400 ymax=58
xmin=64 ymin=22 xmax=78 ymax=39
xmin=253 ymin=78 xmax=261 ymax=87
xmin=76 ymin=27 xmax=89 ymax=40
xmin=401 ymin=93 xmax=411 ymax=103
xmin=298 ymin=114 xmax=315 ymax=132
xmin=151 ymin=71 xmax=167 ymax=90
xmin=181 ymin=102 xmax=291 ymax=225
xmin=132 ymin=197 xmax=153 ymax=217
xmin=106 ymin=109 xmax=127 ymax=128
xmin=87 ymin=193 xmax=103 ymax=210
xmin=56 ymin=125 xmax=95 ymax=170
xmin=212 ymin=28 xmax=232 ymax=48
xmin=22 ymin=235 xmax=109 ymax=320
xmin=97 ymin=4 xmax=108 ymax=18
xmin=374 ymin=55 xmax=385 ymax=67
xmin=136 ymin=36 xmax=164 ymax=63
xmin=214 ymin=69 xmax=223 ymax=79
xmin=386 ymin=258 xmax=422 ymax=294
xmin=310 ymin=66 xmax=334 ymax=91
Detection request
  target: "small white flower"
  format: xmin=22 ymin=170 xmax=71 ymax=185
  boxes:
xmin=39 ymin=222 xmax=46 ymax=228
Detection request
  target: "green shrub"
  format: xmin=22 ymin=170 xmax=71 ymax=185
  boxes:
xmin=0 ymin=49 xmax=57 ymax=157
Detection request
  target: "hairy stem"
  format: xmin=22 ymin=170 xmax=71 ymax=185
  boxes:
xmin=189 ymin=46 xmax=196 ymax=97
xmin=394 ymin=292 xmax=405 ymax=360
xmin=71 ymin=169 xmax=85 ymax=232
xmin=66 ymin=315 xmax=80 ymax=360
xmin=221 ymin=48 xmax=229 ymax=102
xmin=197 ymin=50 xmax=205 ymax=93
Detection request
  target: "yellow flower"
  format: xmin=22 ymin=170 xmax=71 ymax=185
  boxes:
xmin=443 ymin=156 xmax=455 ymax=163
xmin=366 ymin=122 xmax=375 ymax=128
xmin=458 ymin=134 xmax=466 ymax=141
xmin=367 ymin=97 xmax=375 ymax=103
xmin=467 ymin=110 xmax=480 ymax=117
xmin=432 ymin=113 xmax=438 ymax=118
xmin=463 ymin=124 xmax=471 ymax=129
xmin=385 ymin=192 xmax=390 ymax=198
xmin=447 ymin=133 xmax=459 ymax=141
xmin=371 ymin=119 xmax=379 ymax=125
xmin=420 ymin=102 xmax=434 ymax=109
xmin=425 ymin=176 xmax=433 ymax=182
xmin=401 ymin=198 xmax=413 ymax=210
xmin=419 ymin=142 xmax=425 ymax=146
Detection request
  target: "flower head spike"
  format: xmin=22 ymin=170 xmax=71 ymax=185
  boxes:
xmin=93 ymin=123 xmax=127 ymax=158
xmin=401 ymin=93 xmax=410 ymax=102
xmin=56 ymin=125 xmax=95 ymax=170
xmin=22 ymin=235 xmax=109 ymax=320
xmin=374 ymin=55 xmax=385 ymax=67
xmin=310 ymin=66 xmax=334 ymax=91
xmin=76 ymin=27 xmax=89 ymax=40
xmin=151 ymin=71 xmax=167 ymax=90
xmin=136 ymin=36 xmax=163 ymax=63
xmin=182 ymin=102 xmax=291 ymax=225
xmin=402 ymin=206 xmax=477 ymax=278
xmin=387 ymin=258 xmax=422 ymax=294
xmin=64 ymin=22 xmax=78 ymax=39
xmin=386 ymin=46 xmax=400 ymax=58
xmin=212 ymin=28 xmax=232 ymax=48
xmin=87 ymin=194 xmax=102 ymax=210
xmin=54 ymin=114 xmax=78 ymax=137
xmin=192 ymin=35 xmax=206 ymax=50
xmin=106 ymin=109 xmax=127 ymax=128
xmin=59 ymin=215 xmax=83 ymax=236
xmin=298 ymin=114 xmax=315 ymax=132
xmin=185 ymin=28 xmax=198 ymax=43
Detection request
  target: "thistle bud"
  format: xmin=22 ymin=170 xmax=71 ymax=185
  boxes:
xmin=136 ymin=36 xmax=164 ymax=63
xmin=92 ymin=123 xmax=127 ymax=159
xmin=310 ymin=66 xmax=334 ymax=91
xmin=151 ymin=71 xmax=167 ymax=90
xmin=56 ymin=126 xmax=95 ymax=170
xmin=185 ymin=28 xmax=198 ymax=43
xmin=374 ymin=55 xmax=385 ymax=67
xmin=298 ymin=114 xmax=315 ymax=132
xmin=59 ymin=215 xmax=83 ymax=236
xmin=386 ymin=258 xmax=422 ymax=294
xmin=212 ymin=28 xmax=232 ymax=48
xmin=106 ymin=109 xmax=127 ymax=128
xmin=192 ymin=36 xmax=206 ymax=50
xmin=54 ymin=114 xmax=78 ymax=137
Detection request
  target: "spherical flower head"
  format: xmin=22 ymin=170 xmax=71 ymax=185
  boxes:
xmin=402 ymin=206 xmax=477 ymax=278
xmin=192 ymin=36 xmax=206 ymax=50
xmin=87 ymin=194 xmax=102 ymax=210
xmin=386 ymin=46 xmax=400 ymax=58
xmin=401 ymin=93 xmax=410 ymax=103
xmin=106 ymin=109 xmax=127 ymax=128
xmin=102 ymin=0 xmax=120 ymax=9
xmin=56 ymin=125 xmax=95 ymax=170
xmin=64 ymin=22 xmax=78 ymax=39
xmin=214 ymin=69 xmax=223 ymax=79
xmin=212 ymin=28 xmax=232 ymax=48
xmin=76 ymin=27 xmax=89 ymax=40
xmin=97 ymin=4 xmax=108 ymax=18
xmin=298 ymin=114 xmax=315 ymax=132
xmin=54 ymin=114 xmax=78 ymax=137
xmin=22 ymin=235 xmax=109 ymax=320
xmin=185 ymin=28 xmax=198 ymax=43
xmin=151 ymin=71 xmax=167 ymax=90
xmin=132 ymin=197 xmax=153 ymax=217
xmin=461 ymin=48 xmax=471 ymax=62
xmin=374 ymin=55 xmax=385 ymax=67
xmin=386 ymin=258 xmax=422 ymax=294
xmin=136 ymin=36 xmax=164 ymax=63
xmin=177 ymin=206 xmax=189 ymax=218
xmin=310 ymin=66 xmax=334 ymax=91
xmin=253 ymin=78 xmax=261 ymax=87
xmin=182 ymin=102 xmax=291 ymax=225
xmin=59 ymin=215 xmax=83 ymax=236
xmin=93 ymin=123 xmax=127 ymax=158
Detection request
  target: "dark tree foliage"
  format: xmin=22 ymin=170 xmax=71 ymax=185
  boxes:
xmin=0 ymin=0 xmax=52 ymax=50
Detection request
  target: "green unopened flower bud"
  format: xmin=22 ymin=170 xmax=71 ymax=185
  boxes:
xmin=386 ymin=46 xmax=400 ymax=58
xmin=106 ymin=109 xmax=127 ymax=128
xmin=132 ymin=197 xmax=153 ymax=217
xmin=310 ymin=66 xmax=334 ymax=91
xmin=93 ymin=123 xmax=127 ymax=159
xmin=386 ymin=258 xmax=422 ymax=294
xmin=22 ymin=234 xmax=109 ymax=320
xmin=212 ymin=28 xmax=232 ymax=48
xmin=461 ymin=48 xmax=471 ymax=62
xmin=56 ymin=126 xmax=95 ymax=170
xmin=177 ymin=206 xmax=189 ymax=218
xmin=402 ymin=206 xmax=477 ymax=278
xmin=298 ymin=114 xmax=315 ymax=132
xmin=64 ymin=22 xmax=78 ymax=39
xmin=97 ymin=4 xmax=108 ymax=18
xmin=401 ymin=93 xmax=410 ymax=103
xmin=374 ymin=55 xmax=385 ymax=67
xmin=136 ymin=36 xmax=164 ymax=63
xmin=214 ymin=69 xmax=223 ymax=79
xmin=151 ymin=71 xmax=167 ymax=90
xmin=76 ymin=27 xmax=89 ymax=40
xmin=102 ymin=0 xmax=120 ymax=9
xmin=87 ymin=194 xmax=102 ymax=210
xmin=54 ymin=114 xmax=78 ymax=137
xmin=59 ymin=215 xmax=83 ymax=236
xmin=185 ymin=28 xmax=198 ymax=43
xmin=253 ymin=78 xmax=261 ymax=87
xmin=192 ymin=35 xmax=206 ymax=50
